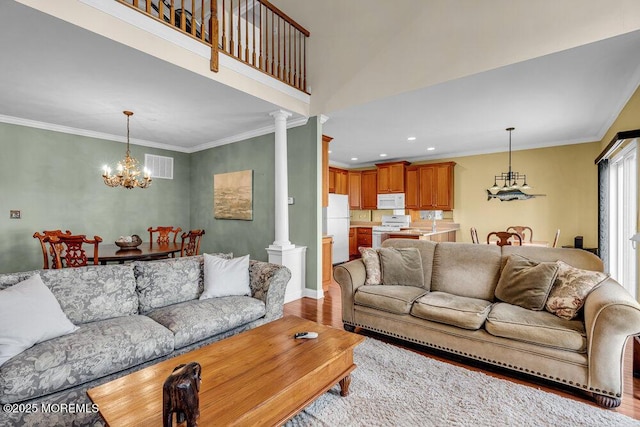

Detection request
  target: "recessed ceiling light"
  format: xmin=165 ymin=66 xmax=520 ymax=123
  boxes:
xmin=379 ymin=153 xmax=387 ymax=157
xmin=351 ymin=157 xmax=358 ymax=161
xmin=427 ymin=147 xmax=435 ymax=151
xmin=407 ymin=137 xmax=416 ymax=141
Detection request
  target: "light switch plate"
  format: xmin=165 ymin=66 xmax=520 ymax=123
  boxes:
xmin=288 ymin=197 xmax=294 ymax=205
xmin=10 ymin=210 xmax=20 ymax=219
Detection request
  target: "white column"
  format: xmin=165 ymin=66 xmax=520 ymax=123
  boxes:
xmin=269 ymin=109 xmax=294 ymax=250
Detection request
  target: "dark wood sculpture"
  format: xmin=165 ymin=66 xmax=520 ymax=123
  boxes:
xmin=163 ymin=362 xmax=202 ymax=427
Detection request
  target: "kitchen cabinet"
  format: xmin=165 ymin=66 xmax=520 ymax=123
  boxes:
xmin=349 ymin=228 xmax=358 ymax=259
xmin=357 ymin=227 xmax=372 ymax=248
xmin=376 ymin=161 xmax=410 ymax=193
xmin=405 ymin=166 xmax=419 ymax=209
xmin=419 ymin=162 xmax=455 ymax=210
xmin=322 ymin=236 xmax=333 ymax=292
xmin=360 ymin=170 xmax=378 ymax=209
xmin=322 ymin=135 xmax=332 ymax=207
xmin=329 ymin=167 xmax=348 ymax=195
xmin=348 ymin=171 xmax=361 ymax=209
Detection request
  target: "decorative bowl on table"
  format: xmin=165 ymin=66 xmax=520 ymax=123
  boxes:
xmin=115 ymin=234 xmax=142 ymax=249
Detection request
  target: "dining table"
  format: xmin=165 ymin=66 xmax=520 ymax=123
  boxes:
xmin=90 ymin=242 xmax=182 ymax=265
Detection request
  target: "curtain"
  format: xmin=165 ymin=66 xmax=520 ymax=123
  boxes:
xmin=597 ymin=158 xmax=609 ymax=271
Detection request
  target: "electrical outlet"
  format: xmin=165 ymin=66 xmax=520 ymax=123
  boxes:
xmin=10 ymin=210 xmax=20 ymax=219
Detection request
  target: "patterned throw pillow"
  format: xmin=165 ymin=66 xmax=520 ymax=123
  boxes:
xmin=545 ymin=260 xmax=609 ymax=320
xmin=359 ymin=247 xmax=381 ymax=285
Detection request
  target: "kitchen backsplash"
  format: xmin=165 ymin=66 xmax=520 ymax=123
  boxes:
xmin=350 ymin=209 xmax=394 ymax=222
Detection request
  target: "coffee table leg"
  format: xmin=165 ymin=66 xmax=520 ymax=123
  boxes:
xmin=339 ymin=374 xmax=352 ymax=397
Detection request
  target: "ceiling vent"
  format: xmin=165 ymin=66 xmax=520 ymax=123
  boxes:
xmin=145 ymin=154 xmax=174 ymax=179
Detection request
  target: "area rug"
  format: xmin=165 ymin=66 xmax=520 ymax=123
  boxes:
xmin=286 ymin=338 xmax=638 ymax=427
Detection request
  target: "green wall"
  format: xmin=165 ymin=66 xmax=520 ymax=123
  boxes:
xmin=0 ymin=122 xmax=191 ymax=273
xmin=189 ymin=118 xmax=320 ymax=292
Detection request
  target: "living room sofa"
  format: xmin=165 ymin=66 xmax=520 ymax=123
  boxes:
xmin=334 ymin=239 xmax=640 ymax=408
xmin=0 ymin=254 xmax=290 ymax=426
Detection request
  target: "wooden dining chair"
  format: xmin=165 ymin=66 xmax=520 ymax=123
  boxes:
xmin=506 ymin=226 xmax=533 ymax=243
xmin=552 ymin=229 xmax=560 ymax=248
xmin=48 ymin=234 xmax=103 ymax=268
xmin=148 ymin=226 xmax=182 ymax=245
xmin=487 ymin=231 xmax=522 ymax=247
xmin=33 ymin=229 xmax=72 ymax=269
xmin=470 ymin=227 xmax=479 ymax=244
xmin=180 ymin=229 xmax=205 ymax=257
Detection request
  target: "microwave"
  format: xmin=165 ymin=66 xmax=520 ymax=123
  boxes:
xmin=377 ymin=193 xmax=405 ymax=209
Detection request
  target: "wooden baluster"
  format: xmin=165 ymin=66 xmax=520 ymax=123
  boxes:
xmin=294 ymin=30 xmax=298 ymax=88
xmin=288 ymin=23 xmax=292 ymax=84
xmin=258 ymin=3 xmax=263 ymax=70
xmin=158 ymin=0 xmax=164 ymax=20
xmin=229 ymin=0 xmax=234 ymax=56
xmin=191 ymin=0 xmax=196 ymax=36
xmin=133 ymin=0 xmax=139 ymax=8
xmin=271 ymin=10 xmax=274 ymax=75
xmin=303 ymin=35 xmax=306 ymax=92
xmin=237 ymin=0 xmax=242 ymax=58
xmin=222 ymin=0 xmax=227 ymax=52
xmin=200 ymin=0 xmax=205 ymax=41
xmin=170 ymin=0 xmax=175 ymax=26
xmin=180 ymin=0 xmax=187 ymax=32
xmin=252 ymin=0 xmax=256 ymax=66
xmin=211 ymin=0 xmax=219 ymax=71
xmin=277 ymin=17 xmax=281 ymax=79
xmin=244 ymin=0 xmax=249 ymax=62
xmin=145 ymin=0 xmax=151 ymax=14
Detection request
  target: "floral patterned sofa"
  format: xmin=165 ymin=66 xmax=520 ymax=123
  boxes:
xmin=0 ymin=255 xmax=290 ymax=426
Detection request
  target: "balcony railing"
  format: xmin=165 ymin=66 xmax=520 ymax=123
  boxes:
xmin=117 ymin=0 xmax=309 ymax=93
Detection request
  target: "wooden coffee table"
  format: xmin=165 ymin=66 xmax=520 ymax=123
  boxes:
xmin=88 ymin=315 xmax=364 ymax=426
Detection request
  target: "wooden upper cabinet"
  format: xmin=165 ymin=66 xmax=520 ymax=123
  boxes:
xmin=418 ymin=162 xmax=455 ymax=210
xmin=376 ymin=161 xmax=411 ymax=193
xmin=348 ymin=171 xmax=362 ymax=209
xmin=405 ymin=166 xmax=419 ymax=209
xmin=321 ymin=135 xmax=333 ymax=207
xmin=360 ymin=170 xmax=378 ymax=209
xmin=329 ymin=167 xmax=348 ymax=195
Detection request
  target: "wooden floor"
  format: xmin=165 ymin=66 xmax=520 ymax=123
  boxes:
xmin=284 ymin=280 xmax=640 ymax=420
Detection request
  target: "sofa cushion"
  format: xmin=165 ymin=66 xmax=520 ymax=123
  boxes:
xmin=431 ymin=242 xmax=502 ymax=300
xmin=485 ymin=302 xmax=587 ymax=353
xmin=0 ymin=270 xmax=39 ymax=291
xmin=39 ymin=265 xmax=138 ymax=324
xmin=354 ymin=285 xmax=427 ymax=315
xmin=201 ymin=254 xmax=250 ymax=299
xmin=0 ymin=315 xmax=174 ymax=404
xmin=133 ymin=256 xmax=203 ymax=314
xmin=359 ymin=247 xmax=382 ymax=285
xmin=494 ymin=254 xmax=559 ymax=310
xmin=381 ymin=239 xmax=437 ymax=289
xmin=410 ymin=291 xmax=492 ymax=330
xmin=147 ymin=296 xmax=266 ymax=349
xmin=379 ymin=247 xmax=424 ymax=287
xmin=0 ymin=274 xmax=78 ymax=367
xmin=545 ymin=261 xmax=609 ymax=320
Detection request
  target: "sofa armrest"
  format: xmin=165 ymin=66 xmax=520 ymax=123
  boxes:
xmin=249 ymin=260 xmax=291 ymax=322
xmin=333 ymin=259 xmax=366 ymax=325
xmin=583 ymin=278 xmax=640 ymax=397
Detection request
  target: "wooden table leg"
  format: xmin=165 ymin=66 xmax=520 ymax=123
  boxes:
xmin=339 ymin=374 xmax=352 ymax=397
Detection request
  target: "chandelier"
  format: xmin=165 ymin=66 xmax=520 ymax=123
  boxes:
xmin=102 ymin=111 xmax=152 ymax=189
xmin=488 ymin=127 xmax=531 ymax=192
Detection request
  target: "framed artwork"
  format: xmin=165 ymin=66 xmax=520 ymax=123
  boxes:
xmin=214 ymin=170 xmax=253 ymax=220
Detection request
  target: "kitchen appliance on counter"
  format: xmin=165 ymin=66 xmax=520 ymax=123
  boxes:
xmin=327 ymin=193 xmax=350 ymax=264
xmin=377 ymin=193 xmax=405 ymax=209
xmin=372 ymin=214 xmax=411 ymax=248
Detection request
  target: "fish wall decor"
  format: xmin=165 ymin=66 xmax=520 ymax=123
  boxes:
xmin=487 ymin=189 xmax=546 ymax=202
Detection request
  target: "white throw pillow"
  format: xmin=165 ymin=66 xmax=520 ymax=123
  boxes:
xmin=200 ymin=254 xmax=251 ymax=299
xmin=0 ymin=274 xmax=78 ymax=366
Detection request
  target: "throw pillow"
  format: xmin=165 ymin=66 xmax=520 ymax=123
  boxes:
xmin=379 ymin=247 xmax=424 ymax=287
xmin=495 ymin=254 xmax=559 ymax=310
xmin=359 ymin=247 xmax=382 ymax=285
xmin=545 ymin=260 xmax=609 ymax=320
xmin=200 ymin=254 xmax=251 ymax=299
xmin=0 ymin=274 xmax=78 ymax=367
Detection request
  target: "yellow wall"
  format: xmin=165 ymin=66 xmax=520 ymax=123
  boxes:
xmin=599 ymin=85 xmax=640 ymax=151
xmin=417 ymin=142 xmax=601 ymax=248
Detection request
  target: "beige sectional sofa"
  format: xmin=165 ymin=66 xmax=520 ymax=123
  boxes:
xmin=334 ymin=239 xmax=640 ymax=408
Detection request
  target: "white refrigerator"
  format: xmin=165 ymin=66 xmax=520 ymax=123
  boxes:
xmin=327 ymin=194 xmax=350 ymax=264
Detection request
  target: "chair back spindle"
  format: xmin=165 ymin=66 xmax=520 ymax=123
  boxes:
xmin=33 ymin=230 xmax=72 ymax=269
xmin=180 ymin=230 xmax=205 ymax=257
xmin=487 ymin=231 xmax=522 ymax=247
xmin=48 ymin=234 xmax=102 ymax=268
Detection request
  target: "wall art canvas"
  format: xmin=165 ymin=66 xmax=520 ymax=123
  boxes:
xmin=214 ymin=170 xmax=253 ymax=220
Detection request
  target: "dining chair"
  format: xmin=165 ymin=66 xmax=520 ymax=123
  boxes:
xmin=48 ymin=234 xmax=103 ymax=268
xmin=487 ymin=231 xmax=522 ymax=247
xmin=552 ymin=229 xmax=560 ymax=248
xmin=470 ymin=227 xmax=479 ymax=244
xmin=506 ymin=226 xmax=533 ymax=243
xmin=33 ymin=229 xmax=72 ymax=269
xmin=148 ymin=226 xmax=182 ymax=245
xmin=180 ymin=229 xmax=205 ymax=257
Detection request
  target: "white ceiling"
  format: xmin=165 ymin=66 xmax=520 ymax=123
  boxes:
xmin=2 ymin=2 xmax=640 ymax=162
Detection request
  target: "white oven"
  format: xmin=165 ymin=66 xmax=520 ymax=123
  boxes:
xmin=372 ymin=215 xmax=411 ymax=248
xmin=377 ymin=193 xmax=405 ymax=210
